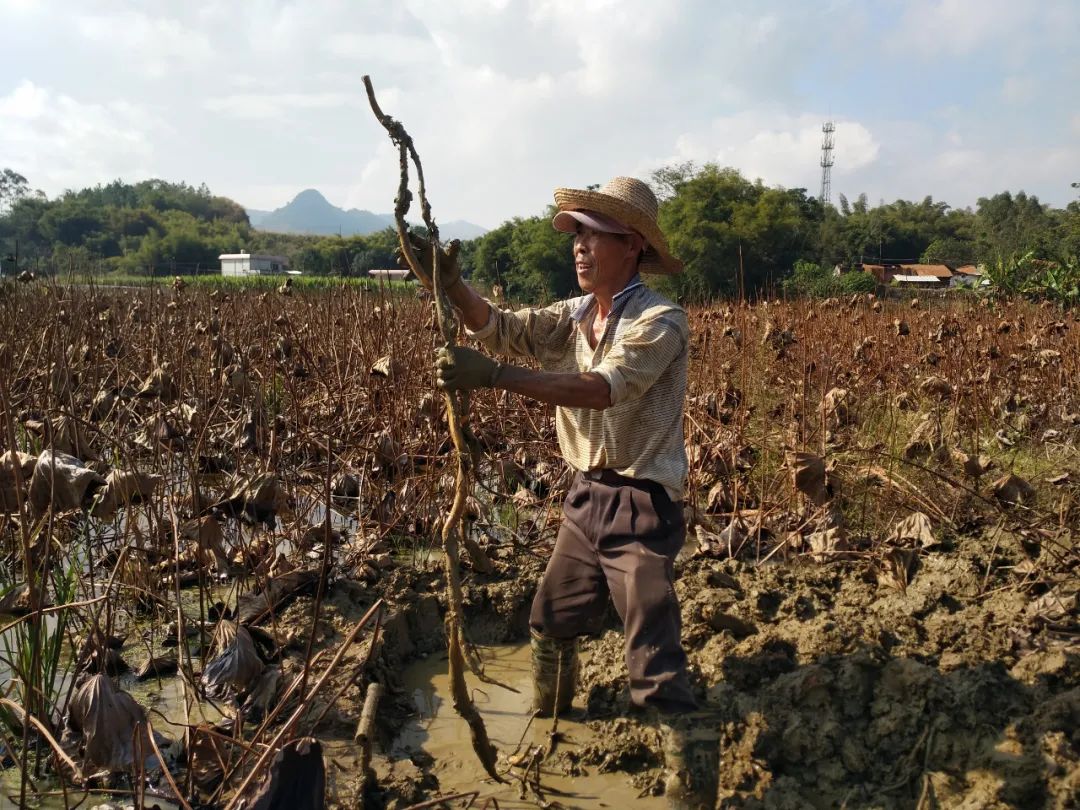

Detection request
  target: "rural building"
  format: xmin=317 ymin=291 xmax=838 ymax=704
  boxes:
xmin=219 ymin=252 xmax=290 ymax=276
xmin=950 ymin=264 xmax=986 ymax=288
xmin=862 ymin=263 xmax=954 ymax=288
xmin=368 ymin=268 xmax=413 ymax=282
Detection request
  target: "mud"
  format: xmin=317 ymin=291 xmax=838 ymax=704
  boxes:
xmin=356 ymin=525 xmax=1076 ymax=809
xmin=386 ymin=644 xmax=667 ymax=808
xmin=573 ymin=531 xmax=1076 ymax=809
xmin=6 ymin=517 xmax=1072 ymax=809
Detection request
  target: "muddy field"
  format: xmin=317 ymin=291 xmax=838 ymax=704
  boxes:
xmin=0 ymin=280 xmax=1076 ymax=808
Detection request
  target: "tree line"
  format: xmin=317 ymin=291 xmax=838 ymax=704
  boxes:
xmin=0 ymin=172 xmax=408 ymax=278
xmin=467 ymin=164 xmax=1080 ymax=302
xmin=2 ymin=166 xmax=1077 ymax=301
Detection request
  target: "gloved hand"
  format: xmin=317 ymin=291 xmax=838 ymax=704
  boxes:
xmin=435 ymin=346 xmax=502 ymax=391
xmin=396 ymin=233 xmax=462 ymax=292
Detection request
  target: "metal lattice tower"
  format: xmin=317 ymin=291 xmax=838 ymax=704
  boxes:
xmin=819 ymin=121 xmax=835 ymax=205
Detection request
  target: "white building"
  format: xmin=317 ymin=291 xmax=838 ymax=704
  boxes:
xmin=368 ymin=268 xmax=413 ymax=282
xmin=219 ymin=253 xmax=290 ymax=276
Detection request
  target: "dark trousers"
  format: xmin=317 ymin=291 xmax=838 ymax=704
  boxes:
xmin=529 ymin=470 xmax=697 ymax=713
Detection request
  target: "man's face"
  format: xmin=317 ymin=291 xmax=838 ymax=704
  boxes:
xmin=573 ymin=224 xmax=640 ymax=293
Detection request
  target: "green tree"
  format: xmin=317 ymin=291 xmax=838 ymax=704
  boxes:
xmin=651 ymin=163 xmax=822 ymax=300
xmin=653 ymin=164 xmax=754 ymax=300
xmin=0 ymin=169 xmax=34 ymax=214
xmin=471 ymin=221 xmax=515 ymax=292
xmin=921 ymin=237 xmax=977 ymax=266
xmin=351 ymin=227 xmax=401 ymax=276
xmin=507 ymin=211 xmax=575 ymax=301
xmin=781 ymin=260 xmax=834 ymax=297
xmin=975 ymin=191 xmax=1055 ymax=261
xmin=39 ymin=198 xmax=107 ymax=246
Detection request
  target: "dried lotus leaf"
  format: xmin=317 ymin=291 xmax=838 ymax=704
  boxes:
xmin=992 ymin=474 xmax=1035 ymax=507
xmin=202 ymin=624 xmax=264 ymax=695
xmin=918 ymin=376 xmax=953 ymax=399
xmin=788 ymin=452 xmax=830 ymax=506
xmin=889 ymin=512 xmax=937 ymax=549
xmin=876 ymin=548 xmax=918 ymax=593
xmin=67 ymin=673 xmax=151 ymax=773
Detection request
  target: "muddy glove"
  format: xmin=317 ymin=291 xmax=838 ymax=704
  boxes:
xmin=397 ymin=234 xmax=462 ymax=292
xmin=435 ymin=346 xmax=502 ymax=391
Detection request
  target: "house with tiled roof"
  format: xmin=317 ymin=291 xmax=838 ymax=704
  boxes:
xmin=861 ymin=263 xmax=954 ymax=287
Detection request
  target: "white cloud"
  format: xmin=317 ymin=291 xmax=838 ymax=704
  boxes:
xmin=0 ymin=0 xmax=1075 ymax=223
xmin=325 ymin=32 xmax=432 ymax=65
xmin=204 ymin=91 xmax=362 ymax=121
xmin=75 ymin=10 xmax=212 ymax=78
xmin=0 ymin=81 xmax=158 ymax=192
xmin=895 ymin=0 xmax=1032 ymax=55
xmin=658 ymin=113 xmax=879 ymax=192
xmin=893 ymin=0 xmax=1078 ymax=58
xmin=839 ymin=135 xmax=1080 ymax=210
xmin=0 ymin=0 xmax=40 ymax=12
xmin=1001 ymin=76 xmax=1036 ymax=104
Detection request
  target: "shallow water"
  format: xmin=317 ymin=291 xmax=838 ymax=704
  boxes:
xmin=391 ymin=643 xmax=666 ymax=809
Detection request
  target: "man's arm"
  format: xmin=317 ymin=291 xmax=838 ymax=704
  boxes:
xmin=436 ymin=345 xmax=611 ymax=409
xmin=446 ymin=280 xmax=491 ymax=332
xmin=494 ymin=365 xmax=611 ymax=410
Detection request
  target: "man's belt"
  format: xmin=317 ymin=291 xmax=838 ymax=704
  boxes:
xmin=581 ymin=468 xmax=667 ymax=498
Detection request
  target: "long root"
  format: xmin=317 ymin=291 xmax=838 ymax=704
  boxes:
xmin=364 ymin=74 xmax=502 ymax=783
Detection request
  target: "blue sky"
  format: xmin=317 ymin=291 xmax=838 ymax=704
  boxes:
xmin=1 ymin=0 xmax=1076 ymax=227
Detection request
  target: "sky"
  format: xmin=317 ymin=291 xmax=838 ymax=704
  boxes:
xmin=1 ymin=0 xmax=1077 ymax=228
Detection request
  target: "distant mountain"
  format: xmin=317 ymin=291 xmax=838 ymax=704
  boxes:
xmin=250 ymin=189 xmax=391 ymax=236
xmin=245 ymin=189 xmax=487 ymax=240
xmin=246 ymin=208 xmax=272 ymax=228
xmin=440 ymin=220 xmax=489 ymax=241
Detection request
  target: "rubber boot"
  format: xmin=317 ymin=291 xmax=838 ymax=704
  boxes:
xmin=659 ymin=714 xmax=719 ymax=810
xmin=530 ymin=629 xmax=578 ymax=717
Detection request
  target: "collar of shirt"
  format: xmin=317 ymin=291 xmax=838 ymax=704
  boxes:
xmin=570 ymin=274 xmax=645 ymax=323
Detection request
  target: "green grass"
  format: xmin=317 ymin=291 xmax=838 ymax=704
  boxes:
xmin=56 ymin=272 xmax=416 ymax=293
xmin=0 ymin=525 xmax=81 ymax=747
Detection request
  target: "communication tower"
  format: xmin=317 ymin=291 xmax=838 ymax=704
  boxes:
xmin=819 ymin=121 xmax=835 ymax=205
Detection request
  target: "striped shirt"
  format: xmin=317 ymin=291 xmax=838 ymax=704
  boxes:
xmin=468 ymin=278 xmax=689 ymax=501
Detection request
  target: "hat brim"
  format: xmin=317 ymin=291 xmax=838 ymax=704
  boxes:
xmin=552 ymin=209 xmax=635 ymax=236
xmin=553 ymin=187 xmax=683 ymax=275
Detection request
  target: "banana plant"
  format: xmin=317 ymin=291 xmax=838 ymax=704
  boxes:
xmin=1039 ymin=255 xmax=1079 ymax=304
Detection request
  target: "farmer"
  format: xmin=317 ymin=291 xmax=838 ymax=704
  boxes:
xmin=414 ymin=176 xmax=713 ymax=808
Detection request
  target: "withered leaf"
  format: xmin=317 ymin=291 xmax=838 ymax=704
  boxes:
xmin=67 ymin=674 xmax=151 ymax=773
xmin=992 ymin=474 xmax=1036 ymax=507
xmin=918 ymin=376 xmax=953 ymax=399
xmin=821 ymin=388 xmax=853 ymax=429
xmin=237 ymin=737 xmax=325 ymax=810
xmin=788 ymin=452 xmax=830 ymax=506
xmin=951 ymin=449 xmax=994 ymax=478
xmin=889 ymin=512 xmax=937 ymax=549
xmin=1025 ymin=588 xmax=1077 ymax=623
xmin=202 ymin=623 xmax=264 ymax=695
xmin=135 ymin=655 xmax=179 ymax=681
xmin=807 ymin=526 xmax=848 ymax=562
xmin=28 ymin=450 xmax=105 ymax=514
xmin=370 ymin=354 xmax=400 ymax=379
xmin=876 ymin=548 xmax=918 ymax=593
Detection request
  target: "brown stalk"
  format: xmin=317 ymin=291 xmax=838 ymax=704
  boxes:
xmin=363 ymin=74 xmax=501 ymax=781
xmin=221 ymin=599 xmax=383 ymax=809
xmin=0 ymin=698 xmax=84 ymax=784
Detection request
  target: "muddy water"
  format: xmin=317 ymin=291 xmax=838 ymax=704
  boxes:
xmin=128 ymin=672 xmax=226 ymax=736
xmin=391 ymin=644 xmax=666 ymax=809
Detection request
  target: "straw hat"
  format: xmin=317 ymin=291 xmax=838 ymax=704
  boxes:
xmin=552 ymin=176 xmax=683 ymax=275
